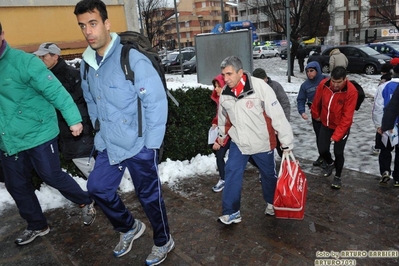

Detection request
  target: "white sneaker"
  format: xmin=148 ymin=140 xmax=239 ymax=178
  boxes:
xmin=212 ymin=179 xmax=225 ymax=192
xmin=264 ymin=203 xmax=275 ymax=216
xmin=218 ymin=210 xmax=242 ymax=225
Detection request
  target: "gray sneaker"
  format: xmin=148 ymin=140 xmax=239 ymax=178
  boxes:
xmin=14 ymin=226 xmax=50 ymax=245
xmin=264 ymin=203 xmax=275 ymax=216
xmin=379 ymin=171 xmax=391 ymax=187
xmin=82 ymin=201 xmax=96 ymax=226
xmin=218 ymin=210 xmax=242 ymax=225
xmin=113 ymin=219 xmax=146 ymax=258
xmin=212 ymin=179 xmax=225 ymax=192
xmin=145 ymin=235 xmax=175 ymax=266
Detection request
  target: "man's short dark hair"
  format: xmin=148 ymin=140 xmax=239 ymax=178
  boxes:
xmin=331 ymin=66 xmax=347 ymax=80
xmin=74 ymin=0 xmax=108 ymax=22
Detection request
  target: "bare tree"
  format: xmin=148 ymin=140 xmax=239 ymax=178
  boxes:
xmin=367 ymin=0 xmax=398 ymax=31
xmin=245 ymin=0 xmax=330 ymax=75
xmin=140 ymin=0 xmax=173 ymax=47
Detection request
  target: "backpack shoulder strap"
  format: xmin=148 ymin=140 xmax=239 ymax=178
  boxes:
xmin=121 ymin=43 xmax=135 ymax=84
xmin=83 ymin=61 xmax=90 ymax=81
xmin=120 ymin=44 xmax=142 ymax=137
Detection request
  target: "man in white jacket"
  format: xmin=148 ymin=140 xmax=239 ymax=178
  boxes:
xmin=372 ymin=65 xmax=399 ymax=187
xmin=216 ymin=56 xmax=294 ymax=224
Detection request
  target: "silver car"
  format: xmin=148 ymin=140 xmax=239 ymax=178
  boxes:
xmin=253 ymin=46 xmax=279 ymax=59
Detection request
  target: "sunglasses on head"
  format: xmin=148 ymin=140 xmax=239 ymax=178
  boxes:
xmin=306 ymin=69 xmax=316 ymax=73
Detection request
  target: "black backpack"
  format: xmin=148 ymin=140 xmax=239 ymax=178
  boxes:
xmin=349 ymin=80 xmax=365 ymax=111
xmin=83 ymin=31 xmax=179 ymax=137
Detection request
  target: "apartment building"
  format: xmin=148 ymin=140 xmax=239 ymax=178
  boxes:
xmin=236 ymin=0 xmax=396 ymax=45
xmin=163 ymin=0 xmax=236 ymax=48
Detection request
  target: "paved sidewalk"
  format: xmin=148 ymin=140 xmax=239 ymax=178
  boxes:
xmin=1 ymin=158 xmax=399 ymax=265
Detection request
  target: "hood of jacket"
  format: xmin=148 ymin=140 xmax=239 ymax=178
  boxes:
xmin=330 ymin=48 xmax=341 ymax=56
xmin=302 ymin=61 xmax=325 ymax=89
xmin=211 ymin=74 xmax=225 ymax=103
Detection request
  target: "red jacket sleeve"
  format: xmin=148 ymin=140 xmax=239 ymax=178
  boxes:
xmin=311 ymin=79 xmax=327 ymax=119
xmin=331 ymin=82 xmax=357 ymax=141
xmin=211 ymin=89 xmax=219 ymax=125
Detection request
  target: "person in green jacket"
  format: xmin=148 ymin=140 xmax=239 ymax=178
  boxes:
xmin=0 ymin=22 xmax=96 ymax=246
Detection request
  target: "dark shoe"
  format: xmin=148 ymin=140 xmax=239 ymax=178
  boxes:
xmin=322 ymin=162 xmax=334 ymax=177
xmin=312 ymin=157 xmax=324 ymax=167
xmin=331 ymin=176 xmax=341 ymax=189
xmin=15 ymin=226 xmax=50 ymax=245
xmin=379 ymin=171 xmax=391 ymax=187
xmin=82 ymin=201 xmax=96 ymax=226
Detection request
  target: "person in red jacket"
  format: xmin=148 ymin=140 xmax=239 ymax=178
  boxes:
xmin=311 ymin=66 xmax=357 ymax=189
xmin=210 ymin=74 xmax=230 ymax=192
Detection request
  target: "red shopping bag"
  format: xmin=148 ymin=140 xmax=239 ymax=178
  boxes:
xmin=273 ymin=151 xmax=307 ymax=220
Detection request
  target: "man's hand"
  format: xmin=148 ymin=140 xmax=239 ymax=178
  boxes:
xmin=212 ymin=142 xmax=221 ymax=150
xmin=70 ymin=123 xmax=83 ymax=136
xmin=301 ymin=113 xmax=308 ymax=120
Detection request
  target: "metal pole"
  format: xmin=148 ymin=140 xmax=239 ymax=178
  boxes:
xmin=173 ymin=0 xmax=184 ymax=77
xmin=220 ymin=0 xmax=225 ymax=32
xmin=286 ymin=0 xmax=291 ymax=82
xmin=137 ymin=0 xmax=144 ymax=35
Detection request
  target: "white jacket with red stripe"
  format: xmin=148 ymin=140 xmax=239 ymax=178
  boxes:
xmin=218 ymin=72 xmax=294 ymax=154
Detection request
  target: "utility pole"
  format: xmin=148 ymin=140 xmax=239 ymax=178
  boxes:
xmin=286 ymin=0 xmax=291 ymax=82
xmin=220 ymin=0 xmax=225 ymax=32
xmin=137 ymin=0 xmax=144 ymax=34
xmin=173 ymin=0 xmax=184 ymax=77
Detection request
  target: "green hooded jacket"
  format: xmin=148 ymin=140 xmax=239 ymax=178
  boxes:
xmin=0 ymin=42 xmax=82 ymax=156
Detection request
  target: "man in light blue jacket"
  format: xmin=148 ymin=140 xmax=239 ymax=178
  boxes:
xmin=74 ymin=1 xmax=173 ymax=265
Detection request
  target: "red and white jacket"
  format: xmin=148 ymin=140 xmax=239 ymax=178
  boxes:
xmin=218 ymin=72 xmax=294 ymax=154
xmin=311 ymin=78 xmax=357 ymax=142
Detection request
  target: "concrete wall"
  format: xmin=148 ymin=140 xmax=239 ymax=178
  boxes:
xmin=0 ymin=0 xmax=138 ymax=55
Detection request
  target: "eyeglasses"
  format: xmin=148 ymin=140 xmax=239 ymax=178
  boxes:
xmin=306 ymin=69 xmax=316 ymax=73
xmin=237 ymin=89 xmax=254 ymax=99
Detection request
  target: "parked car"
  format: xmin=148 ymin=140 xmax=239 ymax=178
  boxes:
xmin=162 ymin=51 xmax=195 ymax=73
xmin=308 ymin=45 xmax=391 ymax=75
xmin=368 ymin=43 xmax=399 ymax=58
xmin=253 ymin=46 xmax=279 ymax=59
xmin=182 ymin=55 xmax=196 ymax=74
xmin=379 ymin=40 xmax=399 ymax=45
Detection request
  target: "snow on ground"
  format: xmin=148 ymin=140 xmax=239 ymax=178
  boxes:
xmin=0 ymin=57 xmax=384 ymax=213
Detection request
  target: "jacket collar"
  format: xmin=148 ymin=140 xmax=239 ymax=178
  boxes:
xmin=324 ymin=78 xmax=348 ymax=92
xmin=82 ymin=32 xmax=119 ymax=70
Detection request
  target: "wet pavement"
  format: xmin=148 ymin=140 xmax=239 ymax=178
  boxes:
xmin=1 ymin=158 xmax=399 ymax=266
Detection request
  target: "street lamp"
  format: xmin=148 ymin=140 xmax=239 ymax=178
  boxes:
xmin=198 ymin=15 xmax=203 ymax=33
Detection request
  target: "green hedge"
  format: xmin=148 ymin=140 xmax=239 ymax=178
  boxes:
xmin=31 ymin=86 xmax=216 ymax=188
xmin=162 ymin=86 xmax=215 ymax=161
